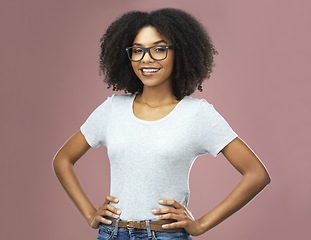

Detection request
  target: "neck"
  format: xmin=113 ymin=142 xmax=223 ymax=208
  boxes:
xmin=140 ymin=86 xmax=177 ymax=106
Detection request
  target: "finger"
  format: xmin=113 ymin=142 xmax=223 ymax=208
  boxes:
xmin=97 ymin=209 xmax=121 ymax=219
xmin=154 ymin=213 xmax=186 ymax=221
xmin=162 ymin=220 xmax=187 ymax=229
xmin=104 ymin=195 xmax=119 ymax=204
xmin=106 ymin=204 xmax=122 ymax=215
xmin=92 ymin=214 xmax=113 ymax=227
xmin=100 ymin=216 xmax=113 ymax=225
xmin=152 ymin=207 xmax=182 ymax=215
xmin=159 ymin=200 xmax=184 ymax=209
xmin=97 ymin=204 xmax=122 ymax=218
xmin=101 ymin=196 xmax=121 ymax=215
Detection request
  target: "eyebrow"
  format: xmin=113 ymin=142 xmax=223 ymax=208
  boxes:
xmin=133 ymin=40 xmax=168 ymax=46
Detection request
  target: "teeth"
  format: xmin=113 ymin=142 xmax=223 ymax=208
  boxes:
xmin=142 ymin=68 xmax=160 ymax=73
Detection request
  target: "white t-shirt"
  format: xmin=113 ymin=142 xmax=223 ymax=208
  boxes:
xmin=80 ymin=93 xmax=238 ymax=220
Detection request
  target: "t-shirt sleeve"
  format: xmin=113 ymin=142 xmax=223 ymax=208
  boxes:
xmin=196 ymin=99 xmax=238 ymax=157
xmin=80 ymin=94 xmax=114 ymax=148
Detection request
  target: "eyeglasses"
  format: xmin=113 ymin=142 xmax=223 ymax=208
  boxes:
xmin=125 ymin=45 xmax=174 ymax=62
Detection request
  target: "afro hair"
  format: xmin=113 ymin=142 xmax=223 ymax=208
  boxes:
xmin=100 ymin=8 xmax=217 ymax=100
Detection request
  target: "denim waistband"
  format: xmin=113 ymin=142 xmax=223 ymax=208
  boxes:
xmin=101 ymin=216 xmax=155 ymax=238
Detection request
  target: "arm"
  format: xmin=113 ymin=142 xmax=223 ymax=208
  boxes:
xmin=52 ymin=130 xmax=121 ymax=228
xmin=196 ymin=137 xmax=271 ymax=233
xmin=152 ymin=137 xmax=271 ymax=236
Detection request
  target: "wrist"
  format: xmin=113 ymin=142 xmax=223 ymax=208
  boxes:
xmin=186 ymin=219 xmax=205 ymax=236
xmin=86 ymin=209 xmax=97 ymax=226
xmin=196 ymin=217 xmax=212 ymax=235
xmin=194 ymin=219 xmax=206 ymax=236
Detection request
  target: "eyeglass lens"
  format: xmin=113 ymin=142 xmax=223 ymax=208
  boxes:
xmin=129 ymin=46 xmax=168 ymax=61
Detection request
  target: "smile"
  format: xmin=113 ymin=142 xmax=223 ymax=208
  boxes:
xmin=140 ymin=68 xmax=161 ymax=76
xmin=141 ymin=68 xmax=160 ymax=73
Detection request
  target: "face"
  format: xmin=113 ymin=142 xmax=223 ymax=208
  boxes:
xmin=130 ymin=26 xmax=175 ymax=88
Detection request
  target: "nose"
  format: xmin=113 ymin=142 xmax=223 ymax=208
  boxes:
xmin=142 ymin=50 xmax=154 ymax=62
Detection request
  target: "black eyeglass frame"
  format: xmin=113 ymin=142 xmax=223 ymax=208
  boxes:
xmin=125 ymin=45 xmax=175 ymax=62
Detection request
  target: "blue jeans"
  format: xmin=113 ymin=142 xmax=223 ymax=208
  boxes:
xmin=96 ymin=217 xmax=192 ymax=240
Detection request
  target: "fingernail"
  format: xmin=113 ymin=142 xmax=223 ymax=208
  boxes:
xmin=162 ymin=224 xmax=167 ymax=228
xmin=159 ymin=200 xmax=164 ymax=203
xmin=117 ymin=210 xmax=121 ymax=214
xmin=152 ymin=209 xmax=157 ymax=213
xmin=108 ymin=220 xmax=112 ymax=224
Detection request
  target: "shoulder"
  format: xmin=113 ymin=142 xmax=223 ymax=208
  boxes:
xmin=183 ymin=96 xmax=213 ymax=110
xmin=179 ymin=96 xmax=216 ymax=121
xmin=184 ymin=96 xmax=225 ymax=123
xmin=98 ymin=93 xmax=133 ymax=106
xmin=109 ymin=93 xmax=133 ymax=102
xmin=103 ymin=93 xmax=134 ymax=111
xmin=89 ymin=93 xmax=131 ymax=110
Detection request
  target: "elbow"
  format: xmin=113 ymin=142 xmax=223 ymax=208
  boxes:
xmin=52 ymin=155 xmax=61 ymax=175
xmin=52 ymin=153 xmax=70 ymax=176
xmin=260 ymin=164 xmax=271 ymax=186
xmin=264 ymin=171 xmax=271 ymax=186
xmin=260 ymin=174 xmax=271 ymax=189
xmin=244 ymin=167 xmax=271 ymax=189
xmin=256 ymin=168 xmax=271 ymax=188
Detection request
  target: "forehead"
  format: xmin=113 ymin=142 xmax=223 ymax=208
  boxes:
xmin=133 ymin=26 xmax=171 ymax=45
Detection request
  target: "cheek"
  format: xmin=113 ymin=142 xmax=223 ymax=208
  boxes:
xmin=165 ymin=56 xmax=174 ymax=73
xmin=166 ymin=53 xmax=174 ymax=70
xmin=131 ymin=62 xmax=139 ymax=74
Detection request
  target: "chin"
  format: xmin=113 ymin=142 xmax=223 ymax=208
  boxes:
xmin=141 ymin=77 xmax=172 ymax=87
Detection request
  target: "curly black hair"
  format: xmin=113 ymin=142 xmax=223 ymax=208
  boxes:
xmin=100 ymin=8 xmax=217 ymax=100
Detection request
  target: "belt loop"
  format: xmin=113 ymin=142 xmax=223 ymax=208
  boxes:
xmin=145 ymin=220 xmax=152 ymax=238
xmin=114 ymin=218 xmax=120 ymax=237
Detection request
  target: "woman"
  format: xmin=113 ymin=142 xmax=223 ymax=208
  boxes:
xmin=53 ymin=8 xmax=271 ymax=239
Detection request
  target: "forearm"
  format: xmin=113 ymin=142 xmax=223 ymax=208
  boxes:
xmin=198 ymin=172 xmax=270 ymax=234
xmin=53 ymin=157 xmax=96 ymax=224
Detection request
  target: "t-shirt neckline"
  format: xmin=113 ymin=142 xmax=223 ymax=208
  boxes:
xmin=129 ymin=93 xmax=187 ymax=125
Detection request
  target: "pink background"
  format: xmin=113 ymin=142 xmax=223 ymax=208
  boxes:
xmin=1 ymin=0 xmax=310 ymax=239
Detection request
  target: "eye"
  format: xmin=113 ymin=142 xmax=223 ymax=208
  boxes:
xmin=132 ymin=48 xmax=143 ymax=54
xmin=154 ymin=46 xmax=166 ymax=52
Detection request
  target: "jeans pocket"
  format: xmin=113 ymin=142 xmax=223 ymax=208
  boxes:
xmin=96 ymin=225 xmax=115 ymax=240
xmin=152 ymin=230 xmax=192 ymax=240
